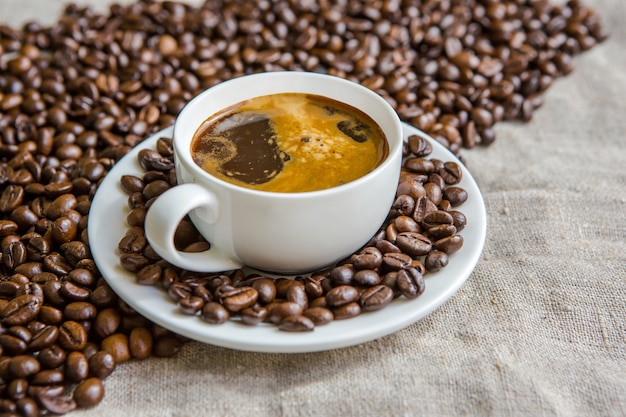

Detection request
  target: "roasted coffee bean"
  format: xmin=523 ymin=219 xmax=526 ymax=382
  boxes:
xmin=59 ymin=281 xmax=91 ymax=301
xmin=8 ymin=355 xmax=40 ymax=378
xmin=408 ymin=135 xmax=432 ymax=157
xmin=279 ymin=315 xmax=315 ymax=332
xmin=101 ymin=333 xmax=131 ymax=363
xmin=73 ymin=377 xmax=105 ymax=408
xmin=201 ymin=302 xmax=230 ymax=324
xmin=395 ymin=215 xmax=421 ymax=233
xmin=303 ymin=307 xmax=334 ymax=326
xmin=397 ymin=268 xmax=426 ymax=299
xmin=58 ymin=321 xmax=88 ymax=351
xmin=30 ymin=369 xmax=64 ymax=386
xmin=405 ymin=157 xmax=436 ymax=175
xmin=1 ymin=294 xmax=42 ymax=326
xmin=38 ymin=345 xmax=66 ymax=369
xmin=434 ymin=235 xmax=464 ymax=254
xmin=93 ymin=308 xmax=121 ymax=339
xmin=267 ymin=301 xmax=303 ymax=324
xmin=382 ymin=252 xmax=413 ymax=271
xmin=8 ymin=377 xmax=29 ymax=402
xmin=153 ymin=335 xmax=183 ymax=358
xmin=351 ymin=247 xmax=383 ymax=270
xmin=422 ymin=210 xmax=455 ymax=229
xmin=220 ymin=286 xmax=258 ymax=313
xmin=287 ymin=284 xmax=309 ymax=310
xmin=353 ymin=270 xmax=382 ymax=287
xmin=333 ymin=302 xmax=361 ymax=320
xmin=439 ymin=162 xmax=463 ymax=184
xmin=65 ymin=351 xmax=89 ymax=383
xmin=395 ymin=232 xmax=432 ymax=257
xmin=64 ymin=302 xmax=97 ymax=321
xmin=443 ymin=186 xmax=468 ymax=207
xmin=32 ymin=387 xmax=77 ymax=414
xmin=329 ymin=265 xmax=355 ymax=286
xmin=88 ymin=351 xmax=116 ymax=379
xmin=28 ymin=325 xmax=59 ymax=352
xmin=129 ymin=327 xmax=153 ymax=360
xmin=240 ymin=305 xmax=268 ymax=325
xmin=178 ymin=295 xmax=204 ymax=315
xmin=326 ymin=285 xmax=359 ymax=307
xmin=425 ymin=250 xmax=450 ymax=273
xmin=359 ymin=285 xmax=395 ymax=312
xmin=425 ymin=224 xmax=457 ymax=241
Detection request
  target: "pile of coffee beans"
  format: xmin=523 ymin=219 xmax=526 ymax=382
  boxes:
xmin=118 ymin=134 xmax=468 ymax=331
xmin=0 ymin=0 xmax=606 ymax=414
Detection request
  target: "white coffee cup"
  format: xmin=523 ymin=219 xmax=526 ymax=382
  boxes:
xmin=144 ymin=71 xmax=403 ymax=274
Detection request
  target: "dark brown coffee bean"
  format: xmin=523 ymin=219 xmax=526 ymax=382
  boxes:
xmin=422 ymin=210 xmax=454 ymax=229
xmin=71 ymin=377 xmax=105 ymax=408
xmin=59 ymin=281 xmax=90 ymax=301
xmin=178 ymin=296 xmax=204 ymax=316
xmin=286 ymin=284 xmax=308 ymax=310
xmin=359 ymin=285 xmax=395 ymax=312
xmin=93 ymin=308 xmax=121 ymax=339
xmin=395 ymin=215 xmax=420 ymax=233
xmin=3 ymin=240 xmax=27 ymax=269
xmin=408 ymin=135 xmax=433 ymax=157
xmin=30 ymin=369 xmax=64 ymax=386
xmin=88 ymin=351 xmax=116 ymax=379
xmin=129 ymin=327 xmax=153 ymax=360
xmin=101 ymin=333 xmax=131 ymax=363
xmin=153 ymin=335 xmax=183 ymax=358
xmin=201 ymin=302 xmax=230 ymax=324
xmin=267 ymin=301 xmax=303 ymax=325
xmin=353 ymin=270 xmax=382 ymax=286
xmin=395 ymin=232 xmax=432 ymax=257
xmin=434 ymin=235 xmax=464 ymax=254
xmin=8 ymin=355 xmax=40 ymax=378
xmin=326 ymin=285 xmax=359 ymax=307
xmin=240 ymin=305 xmax=268 ymax=325
xmin=279 ymin=315 xmax=315 ymax=332
xmin=64 ymin=301 xmax=97 ymax=321
xmin=443 ymin=186 xmax=468 ymax=207
xmin=397 ymin=268 xmax=426 ymax=299
xmin=382 ymin=252 xmax=413 ymax=271
xmin=65 ymin=351 xmax=89 ymax=383
xmin=220 ymin=286 xmax=258 ymax=313
xmin=391 ymin=194 xmax=416 ymax=218
xmin=333 ymin=302 xmax=361 ymax=320
xmin=404 ymin=157 xmax=435 ymax=174
xmin=351 ymin=247 xmax=383 ymax=270
xmin=329 ymin=265 xmax=355 ymax=286
xmin=425 ymin=250 xmax=450 ymax=273
xmin=439 ymin=161 xmax=463 ymax=184
xmin=34 ymin=389 xmax=77 ymax=415
xmin=58 ymin=321 xmax=88 ymax=351
xmin=1 ymin=295 xmax=42 ymax=326
xmin=0 ymin=185 xmax=24 ymax=213
xmin=28 ymin=325 xmax=59 ymax=352
xmin=38 ymin=345 xmax=66 ymax=369
xmin=303 ymin=306 xmax=334 ymax=326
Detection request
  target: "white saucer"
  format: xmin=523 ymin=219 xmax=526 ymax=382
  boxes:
xmin=88 ymin=123 xmax=486 ymax=353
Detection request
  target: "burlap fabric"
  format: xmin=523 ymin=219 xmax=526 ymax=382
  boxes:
xmin=2 ymin=1 xmax=624 ymax=416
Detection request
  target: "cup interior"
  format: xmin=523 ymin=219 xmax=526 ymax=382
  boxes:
xmin=173 ymin=71 xmax=403 ymax=194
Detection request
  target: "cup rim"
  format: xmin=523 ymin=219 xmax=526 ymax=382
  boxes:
xmin=173 ymin=71 xmax=403 ymax=198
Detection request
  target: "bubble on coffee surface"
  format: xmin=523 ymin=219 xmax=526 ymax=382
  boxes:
xmin=191 ymin=93 xmax=388 ymax=193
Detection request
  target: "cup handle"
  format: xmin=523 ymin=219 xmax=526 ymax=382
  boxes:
xmin=143 ymin=183 xmax=243 ymax=272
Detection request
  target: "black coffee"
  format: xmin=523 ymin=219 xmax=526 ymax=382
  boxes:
xmin=190 ymin=93 xmax=389 ymax=192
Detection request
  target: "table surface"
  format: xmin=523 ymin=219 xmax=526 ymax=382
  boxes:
xmin=1 ymin=1 xmax=625 ymax=416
